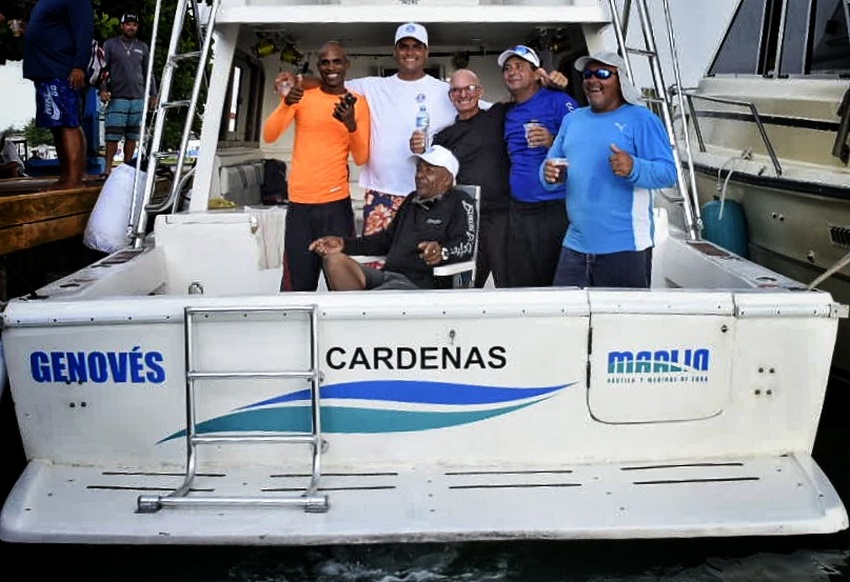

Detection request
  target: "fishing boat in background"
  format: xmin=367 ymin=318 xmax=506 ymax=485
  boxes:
xmin=0 ymin=0 xmax=847 ymax=545
xmin=675 ymin=0 xmax=850 ymax=373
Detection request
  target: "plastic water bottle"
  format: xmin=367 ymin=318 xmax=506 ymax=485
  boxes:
xmin=415 ymin=104 xmax=430 ymax=149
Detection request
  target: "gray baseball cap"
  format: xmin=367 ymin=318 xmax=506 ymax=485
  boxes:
xmin=575 ymin=52 xmax=643 ymax=106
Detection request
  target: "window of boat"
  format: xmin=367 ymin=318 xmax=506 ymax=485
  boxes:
xmin=776 ymin=0 xmax=812 ymax=75
xmin=808 ymin=0 xmax=850 ymax=75
xmin=708 ymin=0 xmax=779 ymax=75
xmin=219 ymin=51 xmax=264 ymax=145
xmin=778 ymin=0 xmax=850 ymax=76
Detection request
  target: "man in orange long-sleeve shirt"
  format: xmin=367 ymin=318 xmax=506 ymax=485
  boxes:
xmin=264 ymin=41 xmax=370 ymax=291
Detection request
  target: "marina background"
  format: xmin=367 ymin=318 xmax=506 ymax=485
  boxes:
xmin=0 ymin=0 xmax=737 ymax=130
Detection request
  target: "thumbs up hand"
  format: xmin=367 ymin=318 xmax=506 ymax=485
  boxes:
xmin=609 ymin=143 xmax=633 ymax=177
xmin=284 ymin=74 xmax=305 ymax=106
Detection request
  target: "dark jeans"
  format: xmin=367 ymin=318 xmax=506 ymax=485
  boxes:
xmin=476 ymin=208 xmax=509 ymax=288
xmin=553 ymin=247 xmax=653 ymax=288
xmin=505 ymin=199 xmax=568 ymax=288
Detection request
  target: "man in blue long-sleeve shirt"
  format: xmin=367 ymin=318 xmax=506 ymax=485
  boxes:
xmin=541 ymin=52 xmax=677 ymax=288
xmin=23 ymin=0 xmax=93 ymax=190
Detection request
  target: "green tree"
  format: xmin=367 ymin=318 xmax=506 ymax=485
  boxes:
xmin=3 ymin=0 xmax=205 ymax=151
xmin=22 ymin=118 xmax=51 ymax=146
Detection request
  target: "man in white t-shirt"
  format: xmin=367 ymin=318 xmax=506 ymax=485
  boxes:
xmin=344 ymin=23 xmax=456 ymax=234
xmin=276 ymin=23 xmax=456 ymax=236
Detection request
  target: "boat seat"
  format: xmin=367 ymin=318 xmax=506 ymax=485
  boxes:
xmin=219 ymin=160 xmax=265 ymax=206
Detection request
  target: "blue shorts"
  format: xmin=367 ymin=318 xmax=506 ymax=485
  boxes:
xmin=104 ymin=98 xmax=144 ymax=141
xmin=34 ymin=78 xmax=83 ymax=129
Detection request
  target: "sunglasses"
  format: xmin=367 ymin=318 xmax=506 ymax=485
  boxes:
xmin=582 ymin=68 xmax=617 ymax=80
xmin=449 ymin=84 xmax=480 ymax=95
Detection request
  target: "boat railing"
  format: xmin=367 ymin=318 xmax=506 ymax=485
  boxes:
xmin=832 ymin=86 xmax=850 ymax=165
xmin=682 ymin=92 xmax=783 ymax=177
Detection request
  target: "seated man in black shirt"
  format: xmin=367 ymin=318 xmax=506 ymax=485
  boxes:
xmin=309 ymin=145 xmax=476 ymax=290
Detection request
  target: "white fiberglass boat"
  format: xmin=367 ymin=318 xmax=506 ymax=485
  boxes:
xmin=0 ymin=0 xmax=847 ymax=545
xmin=677 ymin=0 xmax=850 ymax=373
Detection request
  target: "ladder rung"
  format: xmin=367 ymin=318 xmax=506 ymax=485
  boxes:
xmin=170 ymin=51 xmax=202 ymax=63
xmin=193 ymin=434 xmax=319 ymax=445
xmin=160 ymin=100 xmax=192 ymax=109
xmin=188 ymin=370 xmax=315 ymax=380
xmin=625 ymin=47 xmax=657 ymax=58
xmin=644 ymin=96 xmax=667 ymax=104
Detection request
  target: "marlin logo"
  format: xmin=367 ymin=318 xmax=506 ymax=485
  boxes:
xmin=608 ymin=348 xmax=710 ymax=374
xmin=160 ymin=380 xmax=576 ymax=441
xmin=614 ymin=122 xmax=627 ymax=132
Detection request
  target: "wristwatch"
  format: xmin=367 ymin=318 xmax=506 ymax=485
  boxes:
xmin=441 ymin=247 xmax=449 ymax=262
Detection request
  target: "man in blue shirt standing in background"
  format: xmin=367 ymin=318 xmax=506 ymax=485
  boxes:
xmin=22 ymin=0 xmax=93 ymax=191
xmin=541 ymin=52 xmax=677 ymax=288
xmin=500 ymin=44 xmax=578 ymax=288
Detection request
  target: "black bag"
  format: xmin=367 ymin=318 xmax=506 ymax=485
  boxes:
xmin=261 ymin=159 xmax=288 ymax=205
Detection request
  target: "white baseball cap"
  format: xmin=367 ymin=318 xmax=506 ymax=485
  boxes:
xmin=497 ymin=45 xmax=540 ymax=68
xmin=395 ymin=22 xmax=428 ymax=47
xmin=412 ymin=146 xmax=459 ymax=182
xmin=574 ymin=52 xmax=643 ymax=105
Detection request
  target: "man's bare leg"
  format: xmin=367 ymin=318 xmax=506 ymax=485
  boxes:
xmin=322 ymin=254 xmax=367 ymax=291
xmin=46 ymin=127 xmax=85 ymax=191
xmin=104 ymin=140 xmax=119 ymax=175
xmin=123 ymin=139 xmax=137 ymax=164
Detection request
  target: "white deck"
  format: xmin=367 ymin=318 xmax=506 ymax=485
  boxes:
xmin=2 ymin=453 xmax=845 ymax=545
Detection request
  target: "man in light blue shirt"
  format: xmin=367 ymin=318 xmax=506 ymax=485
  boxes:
xmin=541 ymin=52 xmax=676 ymax=288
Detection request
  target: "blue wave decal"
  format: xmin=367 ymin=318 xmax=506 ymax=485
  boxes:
xmin=161 ymin=400 xmax=540 ymax=442
xmin=242 ymin=380 xmax=572 ymax=410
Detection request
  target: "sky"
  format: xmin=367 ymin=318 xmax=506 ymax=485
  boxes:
xmin=0 ymin=0 xmax=737 ymax=131
xmin=0 ymin=60 xmax=35 ymax=131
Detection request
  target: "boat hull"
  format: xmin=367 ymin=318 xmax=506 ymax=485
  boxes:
xmin=0 ymin=222 xmax=846 ymax=543
xmin=681 ymin=75 xmax=850 ymax=371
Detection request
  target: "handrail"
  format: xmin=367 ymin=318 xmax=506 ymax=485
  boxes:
xmin=607 ymin=0 xmax=701 ymax=241
xmin=144 ymin=165 xmax=197 ymax=214
xmin=683 ymin=92 xmax=783 ymax=176
xmin=832 ymin=85 xmax=850 ymax=165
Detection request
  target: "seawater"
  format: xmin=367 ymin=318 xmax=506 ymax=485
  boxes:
xmin=2 ymin=380 xmax=849 ymax=581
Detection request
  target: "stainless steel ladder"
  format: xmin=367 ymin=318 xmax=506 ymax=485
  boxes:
xmin=605 ymin=0 xmax=702 ymax=241
xmin=137 ymin=304 xmax=329 ymax=513
xmin=129 ymin=0 xmax=221 ymax=246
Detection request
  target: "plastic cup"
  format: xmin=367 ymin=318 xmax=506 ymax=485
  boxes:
xmin=549 ymin=157 xmax=569 ymax=182
xmin=9 ymin=20 xmax=23 ymax=37
xmin=523 ymin=121 xmax=543 ymax=147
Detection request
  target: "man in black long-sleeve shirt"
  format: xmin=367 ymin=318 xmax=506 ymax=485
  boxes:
xmin=416 ymin=69 xmax=511 ymax=288
xmin=310 ymin=145 xmax=476 ymax=290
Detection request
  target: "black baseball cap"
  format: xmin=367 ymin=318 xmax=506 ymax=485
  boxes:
xmin=121 ymin=13 xmax=139 ymax=23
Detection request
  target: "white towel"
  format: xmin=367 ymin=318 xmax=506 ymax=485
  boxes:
xmin=246 ymin=206 xmax=286 ymax=269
